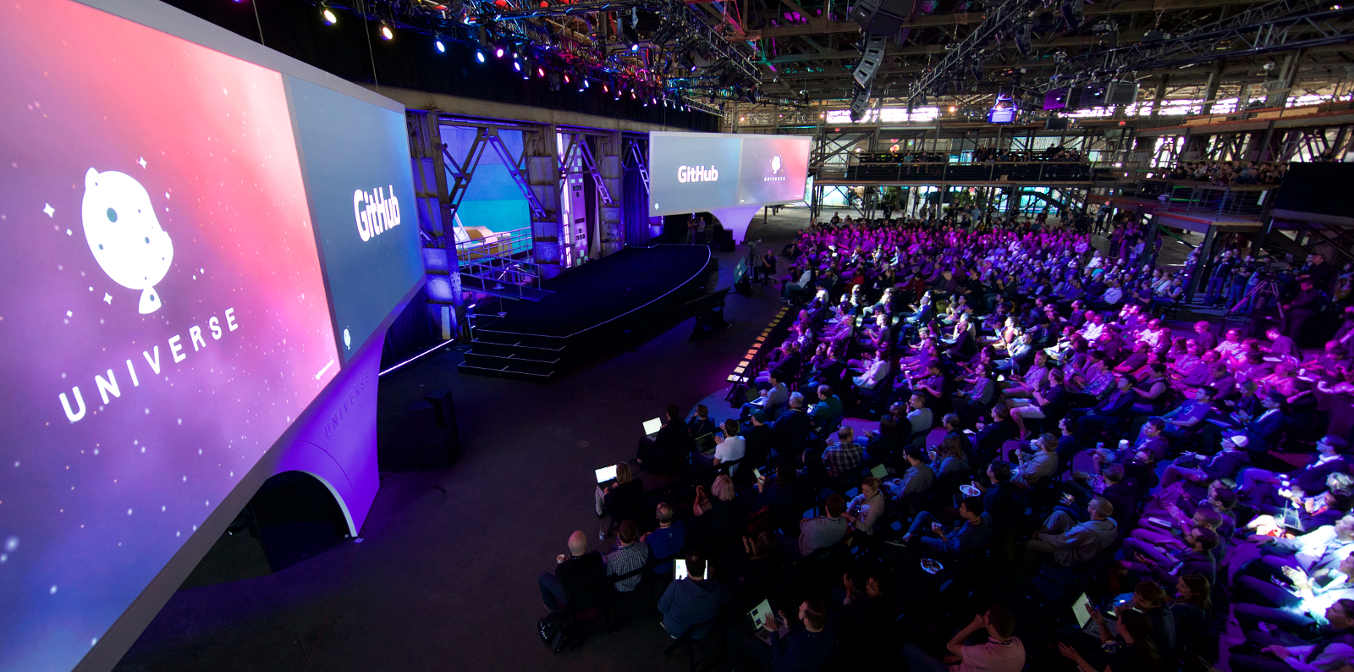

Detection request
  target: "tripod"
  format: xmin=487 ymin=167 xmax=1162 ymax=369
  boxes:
xmin=1227 ymin=278 xmax=1285 ymax=334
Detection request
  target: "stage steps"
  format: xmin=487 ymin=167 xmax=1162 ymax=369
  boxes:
xmin=458 ymin=273 xmax=554 ymax=302
xmin=457 ymin=330 xmax=565 ymax=381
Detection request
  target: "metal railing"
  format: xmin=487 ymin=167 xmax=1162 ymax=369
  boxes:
xmin=454 ymin=227 xmax=552 ymax=301
xmin=1155 ymin=183 xmax=1270 ymax=219
xmin=834 ymin=160 xmax=1112 ymax=184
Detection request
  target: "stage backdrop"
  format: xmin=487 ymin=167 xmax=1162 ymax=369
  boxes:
xmin=0 ymin=0 xmax=423 ymax=670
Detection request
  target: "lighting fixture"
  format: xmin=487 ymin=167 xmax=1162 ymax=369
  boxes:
xmin=435 ymin=38 xmax=446 ymax=53
xmin=476 ymin=50 xmax=486 ymax=63
xmin=380 ymin=23 xmax=394 ymax=40
xmin=495 ymin=46 xmax=505 ymax=58
xmin=513 ymin=61 xmax=522 ymax=72
xmin=321 ymin=7 xmax=338 ymax=24
xmin=537 ymin=66 xmax=545 ymax=78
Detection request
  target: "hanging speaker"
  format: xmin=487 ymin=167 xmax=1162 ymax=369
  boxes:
xmin=1105 ymin=80 xmax=1139 ymax=105
xmin=851 ymin=35 xmax=888 ymax=88
xmin=850 ymin=0 xmax=915 ymax=37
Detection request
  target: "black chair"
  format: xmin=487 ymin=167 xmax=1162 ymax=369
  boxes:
xmin=663 ymin=616 xmax=722 ymax=672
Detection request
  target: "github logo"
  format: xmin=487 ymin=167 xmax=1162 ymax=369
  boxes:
xmin=771 ymin=156 xmax=782 ymax=174
xmin=81 ymin=168 xmax=174 ymax=314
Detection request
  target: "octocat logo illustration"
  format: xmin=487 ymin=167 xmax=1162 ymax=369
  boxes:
xmin=81 ymin=168 xmax=174 ymax=314
xmin=771 ymin=156 xmax=782 ymax=174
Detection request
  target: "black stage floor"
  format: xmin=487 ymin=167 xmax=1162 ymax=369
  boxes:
xmin=478 ymin=244 xmax=712 ymax=339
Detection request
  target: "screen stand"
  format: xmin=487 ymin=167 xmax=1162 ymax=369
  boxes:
xmin=708 ymin=205 xmax=764 ymax=246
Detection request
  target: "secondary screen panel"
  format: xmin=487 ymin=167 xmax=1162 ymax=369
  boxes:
xmin=287 ymin=76 xmax=424 ymax=361
xmin=648 ymin=132 xmax=741 ymax=215
xmin=736 ymin=136 xmax=811 ymax=206
xmin=0 ymin=1 xmax=340 ymax=670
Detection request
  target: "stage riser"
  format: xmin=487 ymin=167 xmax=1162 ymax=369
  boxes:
xmin=462 ymin=350 xmax=560 ymax=375
xmin=456 ymin=361 xmax=557 ymax=381
xmin=466 ymin=340 xmax=566 ymax=359
xmin=468 ymin=330 xmax=566 ymax=351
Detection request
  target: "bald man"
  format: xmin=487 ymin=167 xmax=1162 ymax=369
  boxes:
xmin=539 ymin=530 xmax=606 ymax=612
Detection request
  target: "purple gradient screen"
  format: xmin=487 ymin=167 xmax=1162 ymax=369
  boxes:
xmin=0 ymin=1 xmax=339 ymax=670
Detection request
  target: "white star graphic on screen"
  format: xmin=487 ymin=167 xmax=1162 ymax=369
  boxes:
xmin=103 ymin=293 xmax=112 ymax=304
xmin=43 ymin=203 xmax=54 ymax=217
xmin=138 ymin=157 xmax=147 ymax=169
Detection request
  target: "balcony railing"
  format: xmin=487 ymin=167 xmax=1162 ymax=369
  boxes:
xmin=835 ymin=161 xmax=1116 ymax=184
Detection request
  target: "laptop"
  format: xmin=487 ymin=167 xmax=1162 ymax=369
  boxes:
xmin=642 ymin=417 xmax=663 ymax=438
xmin=744 ymin=387 xmax=763 ymax=403
xmin=1073 ymin=592 xmax=1118 ymax=638
xmin=1280 ymin=499 xmax=1306 ymax=534
xmin=870 ymin=464 xmax=889 ymax=479
xmin=749 ymin=599 xmax=789 ymax=644
xmin=673 ymin=559 xmax=710 ymax=581
xmin=595 ymin=464 xmax=618 ymax=484
xmin=695 ymin=433 xmax=717 ymax=454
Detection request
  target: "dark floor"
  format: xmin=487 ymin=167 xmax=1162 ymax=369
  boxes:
xmin=112 ymin=209 xmax=809 ymax=672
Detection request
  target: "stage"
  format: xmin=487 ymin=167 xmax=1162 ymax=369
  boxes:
xmin=459 ymin=244 xmax=713 ymax=380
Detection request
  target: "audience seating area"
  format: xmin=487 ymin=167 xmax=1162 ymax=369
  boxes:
xmin=537 ymin=213 xmax=1354 ymax=672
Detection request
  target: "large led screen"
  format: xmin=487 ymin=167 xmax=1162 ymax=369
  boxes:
xmin=649 ymin=132 xmax=811 ymax=215
xmin=736 ymin=135 xmax=811 ymax=206
xmin=648 ymin=132 xmax=741 ymax=215
xmin=287 ymin=77 xmax=424 ymax=362
xmin=0 ymin=1 xmax=340 ymax=669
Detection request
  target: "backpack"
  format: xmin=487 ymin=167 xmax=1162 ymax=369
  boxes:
xmin=537 ymin=611 xmax=569 ymax=652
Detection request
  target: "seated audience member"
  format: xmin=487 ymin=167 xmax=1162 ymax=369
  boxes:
xmin=1012 ymin=433 xmax=1059 ymax=489
xmin=902 ymin=496 xmax=994 ymax=559
xmin=974 ymin=406 xmax=1017 ymax=462
xmin=844 ymin=477 xmax=886 ymax=536
xmin=903 ymin=606 xmax=1026 ymax=672
xmin=741 ymin=411 xmax=775 ymax=470
xmin=1234 ymin=552 xmax=1354 ymax=637
xmin=1060 ymin=608 xmax=1161 ymax=672
xmin=808 ymin=385 xmax=844 ymax=429
xmin=730 ymin=600 xmax=837 ymax=672
xmin=596 ymin=462 xmax=645 ymax=537
xmin=1159 ymin=434 xmax=1251 ymax=488
xmin=822 ymin=427 xmax=864 ymax=479
xmin=771 ymin=393 xmax=812 ymax=446
xmin=1228 ymin=598 xmax=1354 ymax=672
xmin=604 ymin=520 xmax=651 ymax=592
xmin=793 ymin=494 xmax=849 ymax=558
xmin=897 ymin=446 xmax=936 ymax=499
xmin=971 ymin=461 xmax=1019 ymax=530
xmin=1159 ymin=385 xmax=1216 ymax=439
xmin=658 ymin=552 xmax=732 ymax=639
xmin=688 ymin=404 xmax=717 ymax=440
xmin=1007 ymin=368 xmax=1068 ymax=439
xmin=637 ymin=404 xmax=695 ymax=473
xmin=642 ymin=503 xmax=686 ymax=575
xmin=906 ymin=392 xmax=934 ymax=436
xmin=539 ymin=530 xmax=606 ymax=613
xmin=1238 ymin=436 xmax=1349 ymax=501
xmin=933 ymin=435 xmax=970 ymax=477
xmin=743 ymin=373 xmax=789 ymax=422
xmin=1024 ymin=497 xmax=1118 ymax=569
xmin=700 ymin=419 xmax=746 ymax=472
xmin=1171 ymin=574 xmax=1219 ymax=666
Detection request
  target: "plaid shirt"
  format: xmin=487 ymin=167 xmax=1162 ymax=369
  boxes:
xmin=604 ymin=542 xmax=650 ymax=593
xmin=822 ymin=441 xmax=864 ymax=478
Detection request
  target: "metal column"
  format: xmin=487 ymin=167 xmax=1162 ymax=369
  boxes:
xmin=407 ymin=110 xmax=465 ymax=341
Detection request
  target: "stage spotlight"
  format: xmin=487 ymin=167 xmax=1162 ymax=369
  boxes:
xmin=380 ymin=23 xmax=394 ymax=40
xmin=603 ymin=83 xmax=610 ymax=93
xmin=631 ymin=43 xmax=640 ymax=52
xmin=476 ymin=50 xmax=486 ymax=62
xmin=435 ymin=38 xmax=446 ymax=53
xmin=583 ymin=79 xmax=590 ymax=89
xmin=537 ymin=66 xmax=545 ymax=78
xmin=513 ymin=61 xmax=522 ymax=72
xmin=563 ymin=73 xmax=571 ymax=83
xmin=321 ymin=6 xmax=338 ymax=24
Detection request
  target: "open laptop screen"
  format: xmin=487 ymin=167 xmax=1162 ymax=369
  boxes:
xmin=642 ymin=417 xmax=663 ymax=436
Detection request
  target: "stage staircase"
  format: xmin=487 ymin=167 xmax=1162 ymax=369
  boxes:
xmin=457 ymin=319 xmax=564 ymax=381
